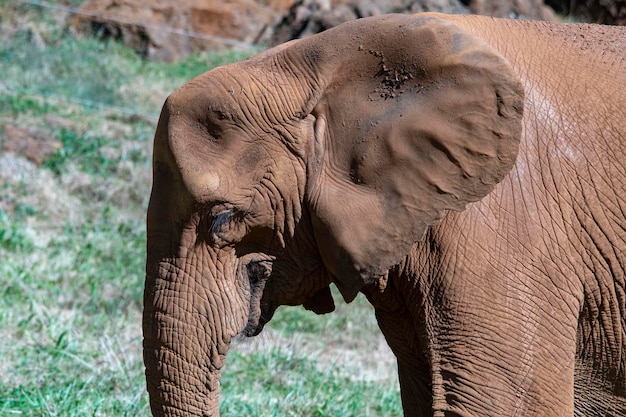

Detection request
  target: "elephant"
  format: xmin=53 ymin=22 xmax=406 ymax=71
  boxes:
xmin=143 ymin=12 xmax=626 ymax=417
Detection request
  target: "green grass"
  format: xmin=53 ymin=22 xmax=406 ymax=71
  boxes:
xmin=0 ymin=2 xmax=400 ymax=416
xmin=0 ymin=209 xmax=34 ymax=251
xmin=42 ymin=128 xmax=148 ymax=176
xmin=221 ymin=348 xmax=402 ymax=416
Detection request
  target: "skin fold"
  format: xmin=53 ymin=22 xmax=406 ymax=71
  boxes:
xmin=143 ymin=13 xmax=626 ymax=417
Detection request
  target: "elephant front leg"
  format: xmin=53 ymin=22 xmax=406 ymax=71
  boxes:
xmin=366 ymin=275 xmax=579 ymax=416
xmin=424 ymin=296 xmax=580 ymax=417
xmin=397 ymin=360 xmax=434 ymax=417
xmin=366 ymin=286 xmax=433 ymax=417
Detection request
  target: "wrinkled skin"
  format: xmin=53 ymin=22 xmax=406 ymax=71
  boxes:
xmin=144 ymin=13 xmax=626 ymax=417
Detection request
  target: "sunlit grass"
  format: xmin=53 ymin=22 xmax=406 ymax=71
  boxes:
xmin=221 ymin=347 xmax=402 ymax=416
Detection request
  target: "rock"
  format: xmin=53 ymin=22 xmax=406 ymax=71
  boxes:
xmin=270 ymin=0 xmax=557 ymax=46
xmin=72 ymin=0 xmax=279 ymax=61
xmin=464 ymin=0 xmax=557 ymax=20
xmin=1 ymin=125 xmax=61 ymax=166
xmin=405 ymin=0 xmax=471 ymax=14
xmin=71 ymin=0 xmax=564 ymax=61
xmin=270 ymin=0 xmax=365 ymax=44
xmin=544 ymin=0 xmax=626 ymax=24
xmin=271 ymin=0 xmax=471 ymax=45
xmin=266 ymin=0 xmax=301 ymax=13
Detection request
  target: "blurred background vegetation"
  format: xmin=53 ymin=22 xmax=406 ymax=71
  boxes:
xmin=0 ymin=1 xmax=400 ymax=416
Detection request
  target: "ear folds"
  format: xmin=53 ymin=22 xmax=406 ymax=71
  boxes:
xmin=303 ymin=14 xmax=525 ymax=301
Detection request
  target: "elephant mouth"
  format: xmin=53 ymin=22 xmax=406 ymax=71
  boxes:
xmin=241 ymin=256 xmax=276 ymax=337
xmin=244 ymin=302 xmax=276 ymax=336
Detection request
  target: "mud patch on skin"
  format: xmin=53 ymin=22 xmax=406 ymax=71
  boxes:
xmin=364 ymin=49 xmax=418 ymax=100
xmin=375 ymin=63 xmax=415 ymax=100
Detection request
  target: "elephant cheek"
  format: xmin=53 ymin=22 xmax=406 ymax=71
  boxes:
xmin=143 ymin=251 xmax=247 ymax=417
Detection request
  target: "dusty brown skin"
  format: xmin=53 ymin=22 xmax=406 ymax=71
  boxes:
xmin=144 ymin=13 xmax=626 ymax=417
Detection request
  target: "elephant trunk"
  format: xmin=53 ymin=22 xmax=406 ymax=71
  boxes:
xmin=143 ymin=331 xmax=221 ymax=417
xmin=143 ymin=257 xmax=225 ymax=417
xmin=143 ymin=139 xmax=243 ymax=417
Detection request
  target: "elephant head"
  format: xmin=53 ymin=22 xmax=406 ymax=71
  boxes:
xmin=143 ymin=13 xmax=524 ymax=417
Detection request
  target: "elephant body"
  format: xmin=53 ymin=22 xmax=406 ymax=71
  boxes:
xmin=366 ymin=15 xmax=626 ymax=416
xmin=144 ymin=13 xmax=626 ymax=417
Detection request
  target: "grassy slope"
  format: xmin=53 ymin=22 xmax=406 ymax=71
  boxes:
xmin=0 ymin=2 xmax=400 ymax=416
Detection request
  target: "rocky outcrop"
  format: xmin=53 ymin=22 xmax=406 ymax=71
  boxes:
xmin=464 ymin=0 xmax=556 ymax=20
xmin=72 ymin=0 xmax=568 ymax=62
xmin=270 ymin=0 xmax=556 ymax=45
xmin=1 ymin=125 xmax=61 ymax=166
xmin=544 ymin=0 xmax=626 ymax=24
xmin=71 ymin=0 xmax=279 ymax=61
xmin=270 ymin=0 xmax=470 ymax=45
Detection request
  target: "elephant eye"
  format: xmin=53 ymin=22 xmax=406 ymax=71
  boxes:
xmin=209 ymin=208 xmax=246 ymax=246
xmin=211 ymin=209 xmax=233 ymax=235
xmin=212 ymin=208 xmax=230 ymax=224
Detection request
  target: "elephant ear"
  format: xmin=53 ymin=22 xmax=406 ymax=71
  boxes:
xmin=302 ymin=14 xmax=524 ymax=301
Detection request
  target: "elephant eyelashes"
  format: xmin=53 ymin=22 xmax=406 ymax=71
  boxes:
xmin=209 ymin=209 xmax=246 ymax=246
xmin=210 ymin=208 xmax=230 ymax=226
